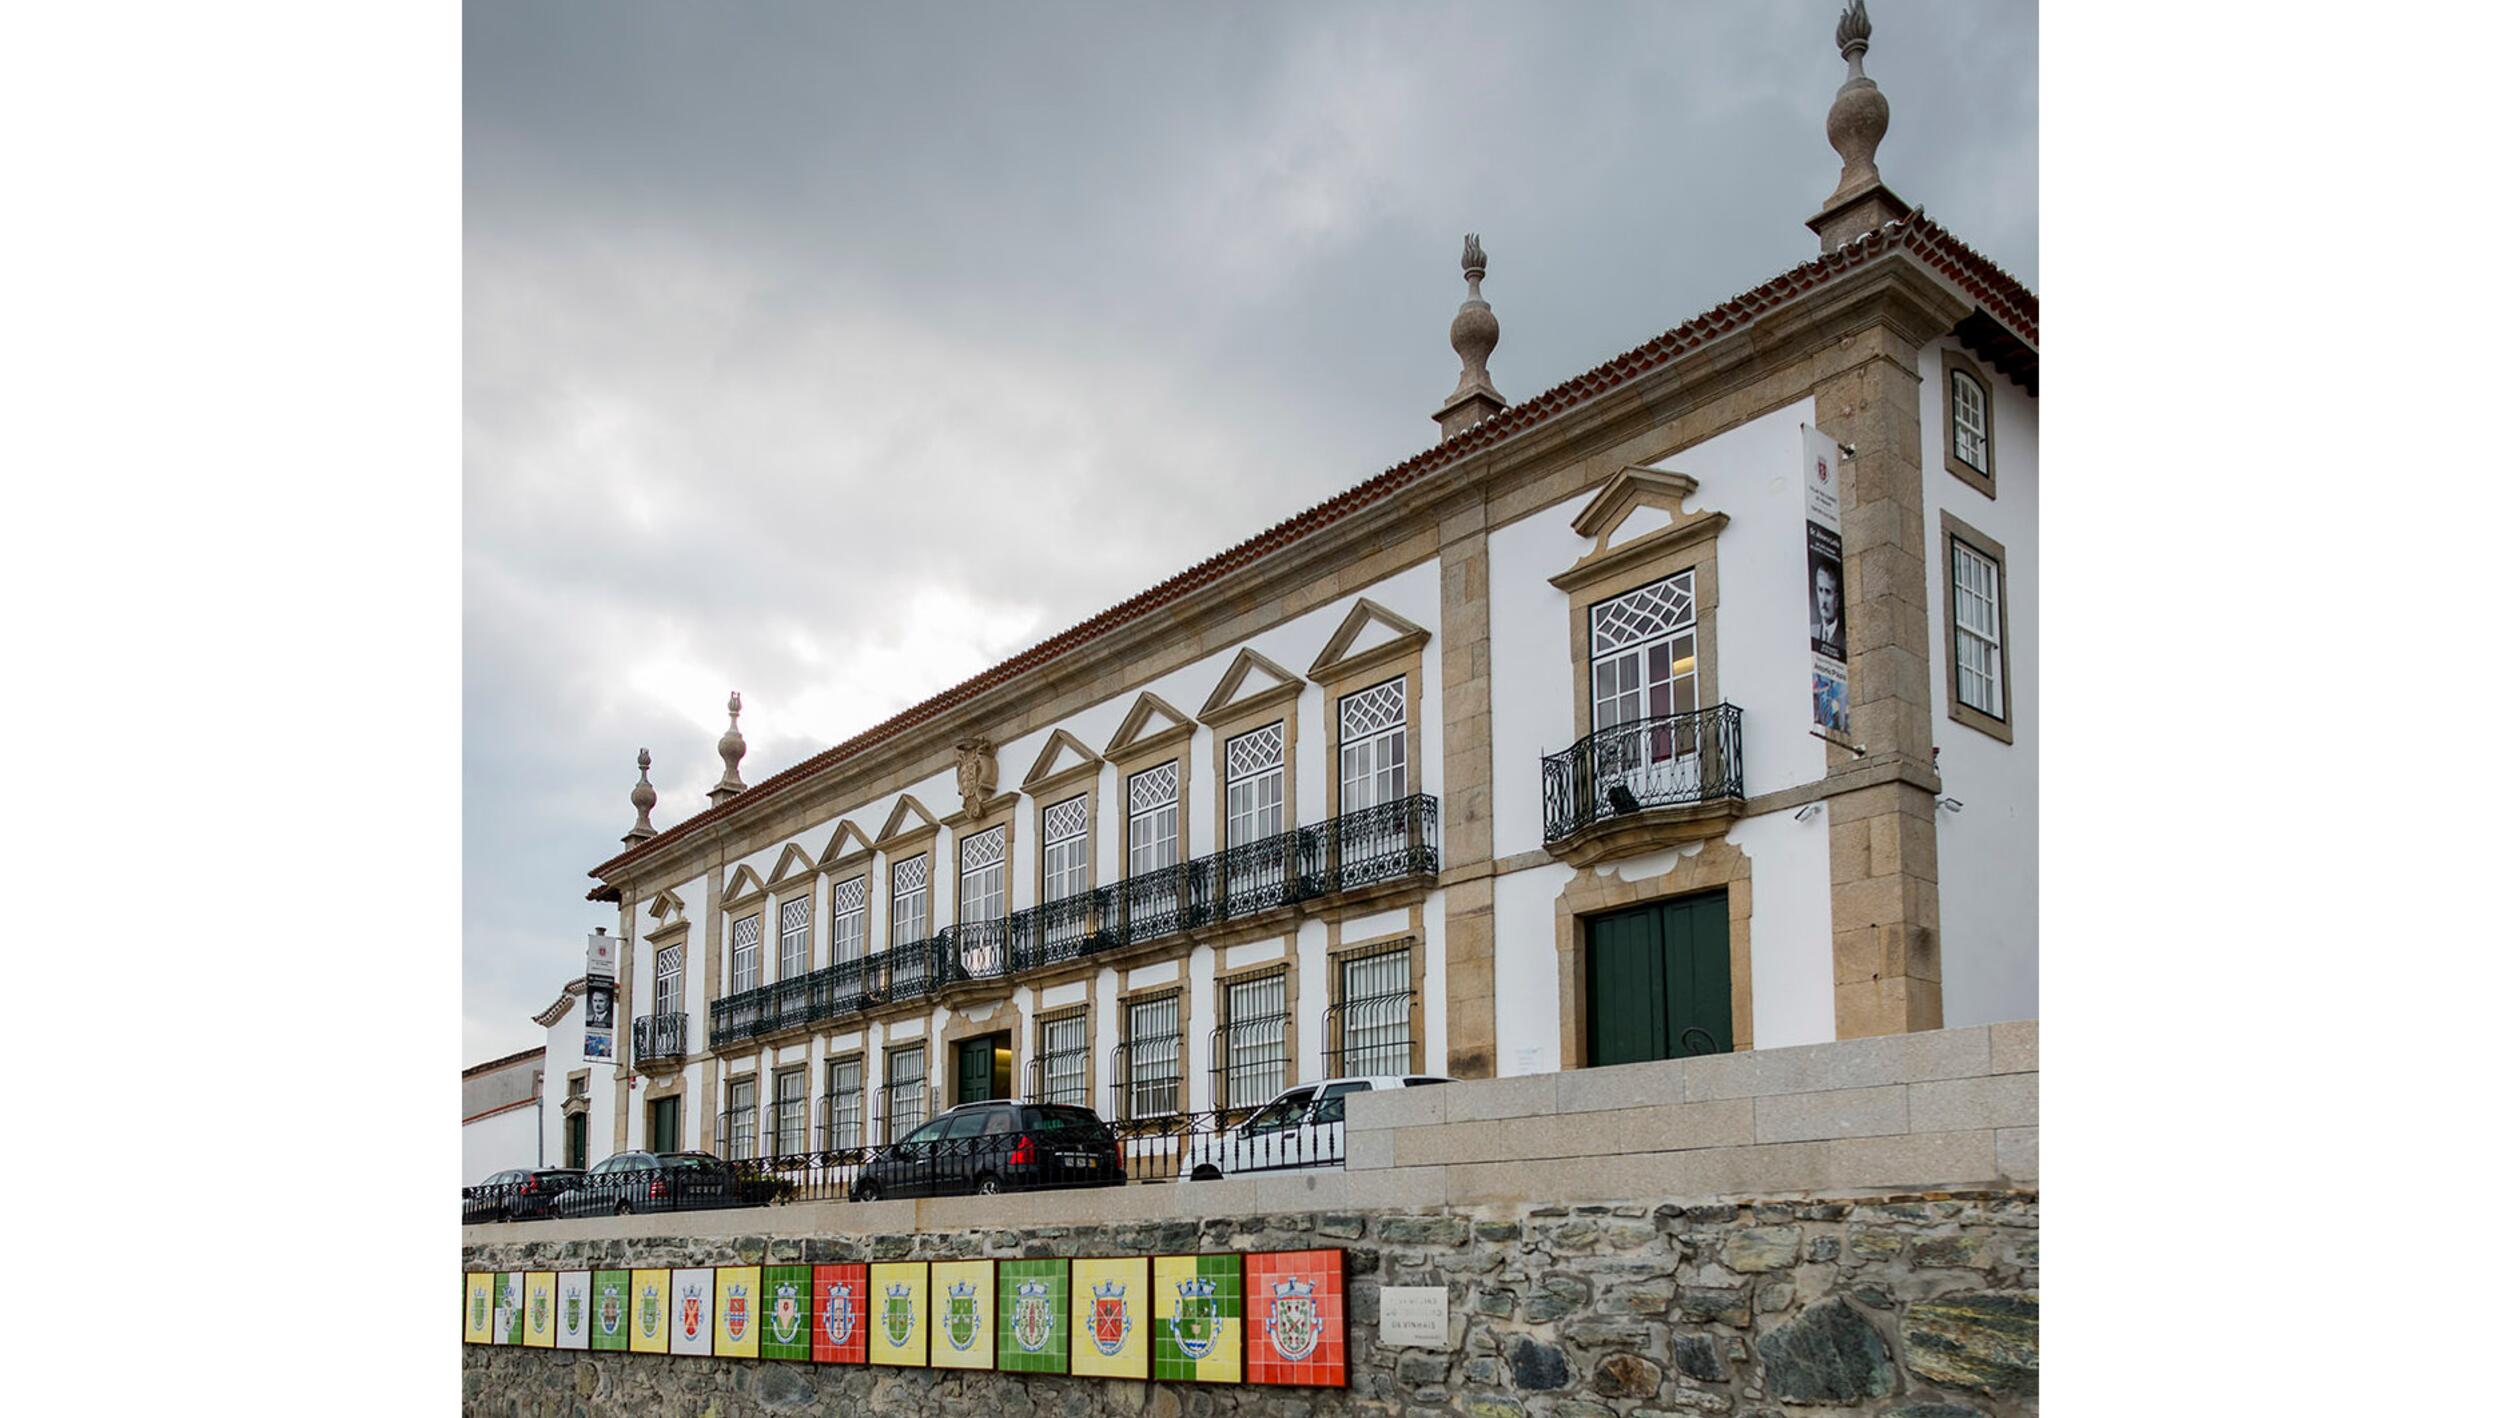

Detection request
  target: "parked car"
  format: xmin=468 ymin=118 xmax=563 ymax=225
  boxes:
xmin=463 ymin=1167 xmax=584 ymax=1223
xmin=1187 ymin=1075 xmax=1454 ymax=1180
xmin=848 ymin=1099 xmax=1125 ymax=1202
xmin=555 ymin=1150 xmax=780 ymax=1217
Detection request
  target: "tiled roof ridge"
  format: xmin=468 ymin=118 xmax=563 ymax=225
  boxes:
xmin=588 ymin=212 xmax=2035 ymax=888
xmin=462 ymin=1044 xmax=547 ymax=1078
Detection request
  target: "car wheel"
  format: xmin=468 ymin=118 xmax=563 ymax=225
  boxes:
xmin=853 ymin=1180 xmax=881 ymax=1204
xmin=975 ymin=1174 xmax=1003 ymax=1196
xmin=614 ymin=1200 xmax=632 ymax=1216
xmin=1191 ymin=1164 xmax=1222 ymax=1182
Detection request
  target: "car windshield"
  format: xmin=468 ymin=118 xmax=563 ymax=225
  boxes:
xmin=899 ymin=1119 xmax=949 ymax=1147
xmin=1247 ymin=1089 xmax=1315 ymax=1133
xmin=588 ymin=1156 xmax=636 ymax=1175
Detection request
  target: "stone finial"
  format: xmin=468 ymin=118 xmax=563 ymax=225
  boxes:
xmin=708 ymin=691 xmax=747 ymax=807
xmin=1806 ymin=0 xmax=1912 ymax=253
xmin=623 ymin=748 xmax=659 ymax=844
xmin=1434 ymin=232 xmax=1507 ymax=442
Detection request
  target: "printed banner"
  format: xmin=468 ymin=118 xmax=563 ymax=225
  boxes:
xmin=1803 ymin=425 xmax=1849 ymax=735
xmin=760 ymin=1265 xmax=812 ymax=1362
xmin=714 ymin=1266 xmax=762 ymax=1360
xmin=1153 ymin=1253 xmax=1243 ymax=1383
xmin=464 ymin=1272 xmax=493 ymax=1345
xmin=670 ymin=1268 xmax=715 ymax=1357
xmin=813 ymin=1263 xmax=867 ymax=1365
xmin=1246 ymin=1250 xmax=1346 ymax=1387
xmin=495 ymin=1273 xmax=524 ymax=1346
xmin=996 ymin=1258 xmax=1071 ymax=1375
xmin=590 ymin=1270 xmax=632 ymax=1353
xmin=1070 ymin=1256 xmax=1149 ymax=1380
xmin=929 ymin=1259 xmax=995 ymax=1371
xmin=629 ymin=1268 xmax=670 ymax=1354
xmin=867 ymin=1261 xmax=928 ymax=1368
xmin=582 ymin=979 xmax=616 ymax=1059
xmin=555 ymin=1270 xmax=592 ymax=1351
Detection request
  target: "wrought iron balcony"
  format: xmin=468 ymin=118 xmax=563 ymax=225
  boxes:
xmin=1540 ymin=703 xmax=1743 ymax=846
xmin=631 ymin=1011 xmax=688 ymax=1065
xmin=699 ymin=793 xmax=1442 ymax=1051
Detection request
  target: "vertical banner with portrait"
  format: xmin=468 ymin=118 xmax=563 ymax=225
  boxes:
xmin=583 ymin=930 xmax=618 ymax=1061
xmin=1803 ymin=426 xmax=1849 ymax=736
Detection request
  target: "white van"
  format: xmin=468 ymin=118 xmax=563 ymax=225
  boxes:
xmin=1185 ymin=1074 xmax=1454 ymax=1180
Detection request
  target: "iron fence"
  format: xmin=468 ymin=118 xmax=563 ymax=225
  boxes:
xmin=1540 ymin=704 xmax=1743 ymax=843
xmin=631 ymin=1012 xmax=688 ymax=1065
xmin=460 ymin=1102 xmax=1351 ymax=1222
xmin=700 ymin=794 xmax=1443 ymax=1050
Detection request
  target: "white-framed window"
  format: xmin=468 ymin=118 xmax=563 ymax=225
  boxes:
xmin=958 ymin=826 xmax=1006 ymax=925
xmin=1951 ymin=369 xmax=1990 ymax=475
xmin=885 ymin=1045 xmax=927 ymax=1141
xmin=654 ymin=944 xmax=683 ymax=1017
xmin=1337 ymin=680 xmax=1409 ymax=813
xmin=829 ymin=876 xmax=866 ymax=964
xmin=1222 ymin=972 xmax=1290 ymax=1111
xmin=890 ymin=855 xmax=929 ymax=947
xmin=1042 ymin=797 xmax=1089 ymax=903
xmin=777 ymin=896 xmax=811 ymax=979
xmin=1337 ymin=947 xmax=1413 ymax=1076
xmin=726 ymin=1076 xmax=758 ymax=1161
xmin=729 ymin=914 xmax=761 ymax=995
xmin=1123 ymin=994 xmax=1181 ymax=1119
xmin=1951 ymin=537 xmax=2006 ymax=719
xmin=1040 ymin=1012 xmax=1088 ymax=1105
xmin=1590 ymin=571 xmax=1699 ymax=735
xmin=1226 ymin=722 xmax=1286 ymax=844
xmin=822 ymin=1057 xmax=864 ymax=1152
xmin=772 ymin=1068 xmax=807 ymax=1157
xmin=1127 ymin=761 xmax=1180 ymax=875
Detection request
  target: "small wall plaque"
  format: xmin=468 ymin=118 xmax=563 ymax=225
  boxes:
xmin=1377 ymin=1286 xmax=1449 ymax=1349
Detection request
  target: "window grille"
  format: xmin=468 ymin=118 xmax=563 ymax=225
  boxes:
xmin=1337 ymin=947 xmax=1413 ymax=1077
xmin=959 ymin=826 xmax=1006 ymax=925
xmin=772 ymin=1069 xmax=807 ymax=1157
xmin=830 ymin=876 xmax=866 ymax=964
xmin=1338 ymin=680 xmax=1408 ymax=814
xmin=891 ymin=855 xmax=929 ymax=946
xmin=1951 ymin=370 xmax=1990 ymax=474
xmin=1123 ymin=995 xmax=1181 ymax=1119
xmin=821 ymin=1058 xmax=864 ymax=1152
xmin=1222 ymin=973 xmax=1290 ymax=1111
xmin=777 ymin=896 xmax=811 ymax=979
xmin=729 ymin=915 xmax=761 ymax=994
xmin=726 ymin=1077 xmax=758 ymax=1161
xmin=1040 ymin=1013 xmax=1088 ymax=1105
xmin=884 ymin=1046 xmax=926 ymax=1142
xmin=1952 ymin=539 xmax=2006 ymax=718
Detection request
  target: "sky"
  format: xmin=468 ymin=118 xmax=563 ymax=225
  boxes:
xmin=462 ymin=0 xmax=2037 ymax=1066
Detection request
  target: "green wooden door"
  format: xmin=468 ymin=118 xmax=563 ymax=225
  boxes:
xmin=955 ymin=1034 xmax=1007 ymax=1105
xmin=565 ymin=1111 xmax=588 ymax=1169
xmin=1585 ymin=892 xmax=1733 ymax=1065
xmin=647 ymin=1096 xmax=680 ymax=1152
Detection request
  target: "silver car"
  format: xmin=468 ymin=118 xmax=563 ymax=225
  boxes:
xmin=1187 ymin=1074 xmax=1453 ymax=1180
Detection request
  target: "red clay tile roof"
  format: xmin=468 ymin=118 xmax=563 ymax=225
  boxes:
xmin=587 ymin=211 xmax=2036 ymax=895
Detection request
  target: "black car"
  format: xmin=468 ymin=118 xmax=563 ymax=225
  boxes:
xmin=848 ymin=1100 xmax=1124 ymax=1202
xmin=463 ymin=1167 xmax=585 ymax=1224
xmin=555 ymin=1150 xmax=767 ymax=1217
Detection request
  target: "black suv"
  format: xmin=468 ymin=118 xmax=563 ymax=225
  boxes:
xmin=555 ymin=1150 xmax=778 ymax=1217
xmin=848 ymin=1100 xmax=1123 ymax=1202
xmin=463 ymin=1167 xmax=584 ymax=1223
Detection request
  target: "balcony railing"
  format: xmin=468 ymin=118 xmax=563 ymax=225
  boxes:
xmin=631 ymin=1012 xmax=688 ymax=1065
xmin=703 ymin=793 xmax=1441 ymax=1049
xmin=1540 ymin=704 xmax=1743 ymax=843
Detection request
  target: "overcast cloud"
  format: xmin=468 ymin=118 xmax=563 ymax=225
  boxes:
xmin=463 ymin=0 xmax=2036 ymax=1065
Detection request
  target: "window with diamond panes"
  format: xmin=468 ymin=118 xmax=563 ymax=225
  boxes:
xmin=830 ymin=877 xmax=866 ymax=964
xmin=884 ymin=1046 xmax=926 ymax=1142
xmin=777 ymin=896 xmax=811 ymax=979
xmin=890 ymin=855 xmax=929 ymax=947
xmin=1590 ymin=571 xmax=1700 ymax=775
xmin=1040 ymin=1012 xmax=1088 ymax=1105
xmin=1226 ymin=723 xmax=1286 ymax=844
xmin=1951 ymin=370 xmax=1990 ymax=475
xmin=822 ymin=1057 xmax=864 ymax=1152
xmin=1952 ymin=538 xmax=2006 ymax=719
xmin=1123 ymin=994 xmax=1181 ymax=1119
xmin=1041 ymin=796 xmax=1089 ymax=950
xmin=772 ymin=1068 xmax=807 ymax=1157
xmin=959 ymin=826 xmax=1006 ymax=925
xmin=729 ymin=914 xmax=762 ymax=994
xmin=1127 ymin=762 xmax=1180 ymax=874
xmin=1337 ymin=680 xmax=1408 ymax=814
xmin=1337 ymin=947 xmax=1413 ymax=1077
xmin=654 ymin=944 xmax=682 ymax=1017
xmin=726 ymin=1076 xmax=758 ymax=1161
xmin=1223 ymin=973 xmax=1290 ymax=1112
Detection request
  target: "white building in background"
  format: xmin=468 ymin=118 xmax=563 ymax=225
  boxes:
xmin=567 ymin=13 xmax=2037 ymax=1164
xmin=462 ymin=978 xmax=627 ymax=1180
xmin=461 ymin=1047 xmax=544 ymax=1182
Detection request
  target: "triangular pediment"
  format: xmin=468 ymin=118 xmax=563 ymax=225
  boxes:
xmin=1105 ymin=691 xmax=1196 ymax=761
xmin=643 ymin=888 xmax=686 ymax=925
xmin=816 ymin=819 xmax=874 ymax=869
xmin=1018 ymin=728 xmax=1103 ymax=793
xmin=765 ymin=842 xmax=817 ymax=891
xmin=874 ymin=793 xmax=940 ymax=847
xmin=722 ymin=862 xmax=769 ymax=906
xmin=1572 ymin=465 xmax=1702 ymax=550
xmin=1308 ymin=597 xmax=1430 ymax=686
xmin=1198 ymin=647 xmax=1304 ymax=724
